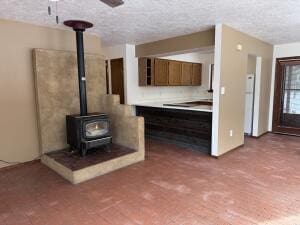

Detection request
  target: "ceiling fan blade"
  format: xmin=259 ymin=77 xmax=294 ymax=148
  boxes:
xmin=99 ymin=0 xmax=124 ymax=8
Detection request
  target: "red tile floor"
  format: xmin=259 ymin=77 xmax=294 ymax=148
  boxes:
xmin=0 ymin=133 xmax=300 ymax=225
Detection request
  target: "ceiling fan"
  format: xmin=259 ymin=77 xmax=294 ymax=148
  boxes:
xmin=48 ymin=0 xmax=124 ymax=24
xmin=99 ymin=0 xmax=124 ymax=8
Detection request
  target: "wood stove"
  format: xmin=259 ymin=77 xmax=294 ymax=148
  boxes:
xmin=66 ymin=113 xmax=111 ymax=156
xmin=64 ymin=20 xmax=112 ymax=156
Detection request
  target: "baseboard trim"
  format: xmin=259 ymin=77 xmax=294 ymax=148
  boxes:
xmin=0 ymin=159 xmax=40 ymax=172
xmin=252 ymin=131 xmax=270 ymax=139
xmin=212 ymin=144 xmax=245 ymax=159
xmin=272 ymin=131 xmax=300 ymax=137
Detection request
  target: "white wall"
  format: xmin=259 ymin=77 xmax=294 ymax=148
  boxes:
xmin=103 ymin=45 xmax=215 ymax=105
xmin=268 ymin=42 xmax=300 ymax=130
xmin=211 ymin=24 xmax=222 ymax=156
xmin=125 ymin=45 xmax=139 ymax=104
xmin=253 ymin=57 xmax=262 ymax=137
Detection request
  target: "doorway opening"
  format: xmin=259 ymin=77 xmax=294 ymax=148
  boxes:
xmin=244 ymin=55 xmax=258 ymax=136
xmin=110 ymin=58 xmax=125 ymax=104
xmin=244 ymin=73 xmax=255 ymax=136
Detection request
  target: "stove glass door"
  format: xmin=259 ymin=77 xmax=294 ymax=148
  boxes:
xmin=85 ymin=120 xmax=109 ymax=138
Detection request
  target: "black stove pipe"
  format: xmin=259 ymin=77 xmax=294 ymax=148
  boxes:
xmin=64 ymin=20 xmax=93 ymax=116
xmin=75 ymin=30 xmax=88 ymax=116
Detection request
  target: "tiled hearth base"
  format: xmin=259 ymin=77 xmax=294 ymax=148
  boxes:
xmin=41 ymin=144 xmax=144 ymax=184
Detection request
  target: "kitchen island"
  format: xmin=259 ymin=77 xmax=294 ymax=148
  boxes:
xmin=135 ymin=99 xmax=212 ymax=154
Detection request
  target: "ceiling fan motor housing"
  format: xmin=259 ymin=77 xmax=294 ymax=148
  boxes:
xmin=99 ymin=0 xmax=124 ymax=8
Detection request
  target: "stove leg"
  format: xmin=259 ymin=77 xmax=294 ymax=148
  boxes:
xmin=104 ymin=144 xmax=111 ymax=153
xmin=81 ymin=147 xmax=87 ymax=157
xmin=68 ymin=147 xmax=78 ymax=155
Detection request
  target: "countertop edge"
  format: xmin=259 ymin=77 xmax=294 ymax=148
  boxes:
xmin=133 ymin=103 xmax=213 ymax=113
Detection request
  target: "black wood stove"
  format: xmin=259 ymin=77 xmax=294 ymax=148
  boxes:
xmin=64 ymin=20 xmax=112 ymax=156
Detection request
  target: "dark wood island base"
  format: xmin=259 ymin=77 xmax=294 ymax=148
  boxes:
xmin=136 ymin=106 xmax=212 ymax=154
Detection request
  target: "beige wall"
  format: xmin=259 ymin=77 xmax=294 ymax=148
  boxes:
xmin=0 ymin=19 xmax=102 ymax=168
xmin=216 ymin=25 xmax=273 ymax=156
xmin=33 ymin=49 xmax=106 ymax=153
xmin=135 ymin=29 xmax=215 ymax=57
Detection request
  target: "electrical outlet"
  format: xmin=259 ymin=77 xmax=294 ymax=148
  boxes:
xmin=230 ymin=130 xmax=233 ymax=137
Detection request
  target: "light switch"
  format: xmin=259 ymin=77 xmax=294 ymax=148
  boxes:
xmin=221 ymin=87 xmax=226 ymax=95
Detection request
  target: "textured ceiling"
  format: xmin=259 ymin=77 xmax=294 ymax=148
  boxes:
xmin=1 ymin=0 xmax=300 ymax=46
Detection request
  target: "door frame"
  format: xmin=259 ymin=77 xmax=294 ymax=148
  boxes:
xmin=105 ymin=60 xmax=109 ymax=94
xmin=272 ymin=56 xmax=300 ymax=135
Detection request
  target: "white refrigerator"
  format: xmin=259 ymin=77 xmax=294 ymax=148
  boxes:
xmin=244 ymin=74 xmax=255 ymax=135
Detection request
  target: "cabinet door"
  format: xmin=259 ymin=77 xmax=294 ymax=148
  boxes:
xmin=139 ymin=58 xmax=154 ymax=86
xmin=168 ymin=61 xmax=182 ymax=85
xmin=181 ymin=62 xmax=192 ymax=85
xmin=154 ymin=59 xmax=169 ymax=86
xmin=138 ymin=58 xmax=147 ymax=86
xmin=192 ymin=63 xmax=202 ymax=85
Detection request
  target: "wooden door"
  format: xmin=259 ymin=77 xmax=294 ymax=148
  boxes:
xmin=154 ymin=59 xmax=168 ymax=86
xmin=192 ymin=63 xmax=202 ymax=85
xmin=272 ymin=57 xmax=300 ymax=135
xmin=111 ymin=58 xmax=125 ymax=104
xmin=168 ymin=61 xmax=182 ymax=85
xmin=181 ymin=62 xmax=192 ymax=85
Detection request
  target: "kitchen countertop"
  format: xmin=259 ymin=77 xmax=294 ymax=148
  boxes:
xmin=132 ymin=98 xmax=213 ymax=112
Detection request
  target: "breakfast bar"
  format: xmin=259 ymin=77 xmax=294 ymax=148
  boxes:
xmin=135 ymin=99 xmax=213 ymax=154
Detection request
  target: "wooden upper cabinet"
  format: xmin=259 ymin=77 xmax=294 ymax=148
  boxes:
xmin=168 ymin=61 xmax=182 ymax=85
xmin=181 ymin=62 xmax=192 ymax=85
xmin=139 ymin=58 xmax=154 ymax=86
xmin=192 ymin=63 xmax=202 ymax=85
xmin=138 ymin=58 xmax=202 ymax=86
xmin=154 ymin=59 xmax=169 ymax=86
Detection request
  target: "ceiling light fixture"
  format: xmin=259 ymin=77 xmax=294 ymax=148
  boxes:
xmin=47 ymin=0 xmax=124 ymax=24
xmin=99 ymin=0 xmax=124 ymax=8
xmin=48 ymin=0 xmax=60 ymax=24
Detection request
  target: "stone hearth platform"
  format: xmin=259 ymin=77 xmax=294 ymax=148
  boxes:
xmin=41 ymin=144 xmax=144 ymax=184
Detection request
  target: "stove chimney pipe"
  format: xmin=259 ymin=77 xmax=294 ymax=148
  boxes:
xmin=64 ymin=20 xmax=93 ymax=116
